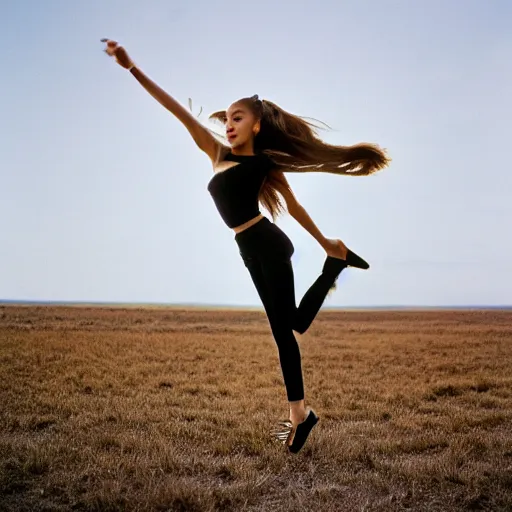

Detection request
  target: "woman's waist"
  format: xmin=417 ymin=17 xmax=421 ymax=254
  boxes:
xmin=234 ymin=215 xmax=294 ymax=259
xmin=232 ymin=213 xmax=265 ymax=235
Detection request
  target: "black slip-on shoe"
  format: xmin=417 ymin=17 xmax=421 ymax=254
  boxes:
xmin=287 ymin=408 xmax=319 ymax=454
xmin=345 ymin=249 xmax=370 ymax=270
xmin=323 ymin=250 xmax=370 ymax=274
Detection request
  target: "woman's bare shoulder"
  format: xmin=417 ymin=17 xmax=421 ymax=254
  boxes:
xmin=210 ymin=144 xmax=231 ymax=168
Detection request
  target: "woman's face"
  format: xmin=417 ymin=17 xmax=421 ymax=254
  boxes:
xmin=225 ymin=102 xmax=260 ymax=148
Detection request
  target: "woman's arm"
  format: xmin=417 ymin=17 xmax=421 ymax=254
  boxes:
xmin=102 ymin=39 xmax=221 ymax=163
xmin=130 ymin=67 xmax=221 ymax=163
xmin=273 ymin=172 xmax=347 ymax=258
xmin=289 ymin=204 xmax=329 ymax=247
xmin=272 ymin=172 xmax=327 ymax=247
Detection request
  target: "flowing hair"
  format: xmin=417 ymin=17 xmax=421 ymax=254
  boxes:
xmin=209 ymin=95 xmax=390 ymax=220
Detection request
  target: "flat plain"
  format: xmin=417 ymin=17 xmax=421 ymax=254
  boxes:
xmin=1 ymin=305 xmax=511 ymax=511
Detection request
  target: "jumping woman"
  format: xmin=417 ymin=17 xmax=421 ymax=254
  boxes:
xmin=101 ymin=39 xmax=390 ymax=453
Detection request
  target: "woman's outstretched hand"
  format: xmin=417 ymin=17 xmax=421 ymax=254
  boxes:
xmin=322 ymin=238 xmax=348 ymax=261
xmin=101 ymin=39 xmax=135 ymax=69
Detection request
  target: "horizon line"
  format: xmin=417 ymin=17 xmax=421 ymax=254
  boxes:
xmin=0 ymin=300 xmax=511 ymax=311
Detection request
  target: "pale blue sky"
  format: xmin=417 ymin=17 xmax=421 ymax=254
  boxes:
xmin=1 ymin=0 xmax=511 ymax=307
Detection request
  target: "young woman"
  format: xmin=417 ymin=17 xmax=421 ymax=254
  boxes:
xmin=101 ymin=39 xmax=390 ymax=454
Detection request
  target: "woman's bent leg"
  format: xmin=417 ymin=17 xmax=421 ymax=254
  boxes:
xmin=242 ymin=243 xmax=347 ymax=338
xmin=292 ymin=256 xmax=347 ymax=334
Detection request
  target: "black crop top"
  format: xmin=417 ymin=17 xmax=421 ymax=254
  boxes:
xmin=207 ymin=152 xmax=274 ymax=228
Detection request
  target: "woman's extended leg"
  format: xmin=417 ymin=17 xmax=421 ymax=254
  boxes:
xmin=242 ymin=253 xmax=325 ymax=448
xmin=244 ymin=255 xmax=304 ymax=403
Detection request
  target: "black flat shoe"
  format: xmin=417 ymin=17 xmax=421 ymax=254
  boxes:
xmin=270 ymin=407 xmax=319 ymax=453
xmin=345 ymin=249 xmax=370 ymax=270
xmin=323 ymin=251 xmax=370 ymax=274
xmin=288 ymin=408 xmax=319 ymax=454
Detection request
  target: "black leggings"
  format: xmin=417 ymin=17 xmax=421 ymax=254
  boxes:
xmin=235 ymin=217 xmax=346 ymax=402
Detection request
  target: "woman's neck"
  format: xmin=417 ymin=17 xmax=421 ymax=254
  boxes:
xmin=230 ymin=142 xmax=256 ymax=156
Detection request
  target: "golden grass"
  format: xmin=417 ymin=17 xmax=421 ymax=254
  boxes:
xmin=1 ymin=305 xmax=511 ymax=511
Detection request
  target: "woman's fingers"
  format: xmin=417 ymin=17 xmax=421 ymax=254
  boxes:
xmin=101 ymin=38 xmax=119 ymax=56
xmin=101 ymin=38 xmax=133 ymax=69
xmin=100 ymin=38 xmax=118 ymax=46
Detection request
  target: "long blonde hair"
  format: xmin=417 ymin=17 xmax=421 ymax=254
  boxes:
xmin=209 ymin=95 xmax=390 ymax=220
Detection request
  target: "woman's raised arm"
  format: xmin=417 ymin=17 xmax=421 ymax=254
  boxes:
xmin=101 ymin=39 xmax=221 ymax=163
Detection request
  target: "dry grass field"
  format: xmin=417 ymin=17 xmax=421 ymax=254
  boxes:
xmin=1 ymin=305 xmax=511 ymax=511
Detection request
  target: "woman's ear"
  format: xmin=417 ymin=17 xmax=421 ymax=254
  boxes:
xmin=253 ymin=119 xmax=261 ymax=136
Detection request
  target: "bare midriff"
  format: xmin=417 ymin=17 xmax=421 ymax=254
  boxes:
xmin=232 ymin=213 xmax=264 ymax=234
